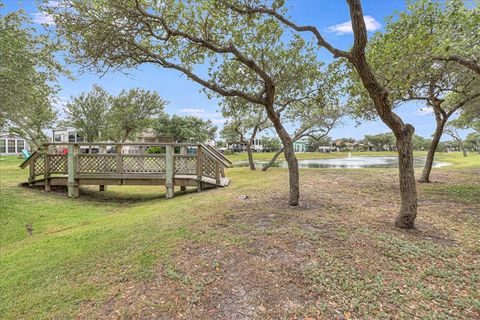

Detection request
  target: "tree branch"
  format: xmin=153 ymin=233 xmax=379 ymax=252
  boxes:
xmin=227 ymin=3 xmax=350 ymax=59
xmin=434 ymin=55 xmax=480 ymax=75
xmin=127 ymin=41 xmax=266 ymax=105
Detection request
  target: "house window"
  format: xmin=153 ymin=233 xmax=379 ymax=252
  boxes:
xmin=0 ymin=139 xmax=5 ymax=153
xmin=68 ymin=132 xmax=76 ymax=142
xmin=8 ymin=140 xmax=15 ymax=153
xmin=76 ymin=133 xmax=84 ymax=142
xmin=54 ymin=134 xmax=62 ymax=142
xmin=16 ymin=140 xmax=24 ymax=152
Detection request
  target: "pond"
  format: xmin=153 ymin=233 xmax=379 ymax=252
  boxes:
xmin=233 ymin=156 xmax=451 ymax=169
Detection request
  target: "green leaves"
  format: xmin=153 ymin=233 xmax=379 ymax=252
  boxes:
xmin=0 ymin=10 xmax=64 ymax=146
xmin=65 ymin=85 xmax=110 ymax=142
xmin=348 ymin=0 xmax=480 ymax=121
xmin=106 ymin=89 xmax=166 ymax=142
xmin=153 ymin=114 xmax=217 ymax=143
xmin=65 ymin=86 xmax=166 ymax=142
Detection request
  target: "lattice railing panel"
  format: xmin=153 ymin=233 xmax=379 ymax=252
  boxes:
xmin=78 ymin=154 xmax=117 ymax=174
xmin=123 ymin=155 xmax=166 ymax=173
xmin=202 ymin=154 xmax=216 ymax=178
xmin=34 ymin=155 xmax=45 ymax=176
xmin=175 ymin=156 xmax=196 ymax=175
xmin=48 ymin=154 xmax=68 ymax=174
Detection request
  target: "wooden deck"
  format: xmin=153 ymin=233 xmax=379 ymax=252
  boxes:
xmin=20 ymin=142 xmax=232 ymax=198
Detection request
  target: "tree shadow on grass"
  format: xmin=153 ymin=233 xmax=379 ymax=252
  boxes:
xmin=19 ymin=183 xmax=200 ymax=205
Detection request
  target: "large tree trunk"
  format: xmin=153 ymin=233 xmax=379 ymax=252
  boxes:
xmin=346 ymin=48 xmax=418 ymax=228
xmin=245 ymin=141 xmax=256 ymax=170
xmin=462 ymin=148 xmax=468 ymax=157
xmin=419 ymin=119 xmax=446 ymax=183
xmin=394 ymin=125 xmax=418 ymax=229
xmin=261 ymin=147 xmax=284 ymax=171
xmin=264 ymin=102 xmax=299 ymax=206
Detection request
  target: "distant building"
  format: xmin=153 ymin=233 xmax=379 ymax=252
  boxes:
xmin=123 ymin=128 xmax=174 ymax=154
xmin=52 ymin=127 xmax=84 ymax=143
xmin=0 ymin=132 xmax=31 ymax=156
xmin=293 ymin=139 xmax=308 ymax=152
xmin=51 ymin=127 xmax=176 ymax=153
xmin=226 ymin=138 xmax=263 ymax=152
xmin=318 ymin=146 xmax=336 ymax=153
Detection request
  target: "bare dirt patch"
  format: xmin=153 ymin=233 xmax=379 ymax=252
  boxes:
xmin=80 ymin=169 xmax=480 ymax=319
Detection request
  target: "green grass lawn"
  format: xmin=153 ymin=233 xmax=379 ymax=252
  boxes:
xmin=1 ymin=152 xmax=479 ymax=319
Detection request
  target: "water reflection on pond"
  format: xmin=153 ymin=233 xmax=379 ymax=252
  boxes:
xmin=233 ymin=156 xmax=451 ymax=169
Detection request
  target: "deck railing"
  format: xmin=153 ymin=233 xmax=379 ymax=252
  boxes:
xmin=21 ymin=142 xmax=231 ymax=198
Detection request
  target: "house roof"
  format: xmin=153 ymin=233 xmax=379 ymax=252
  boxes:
xmin=0 ymin=132 xmax=27 ymax=139
xmin=52 ymin=126 xmax=77 ymax=131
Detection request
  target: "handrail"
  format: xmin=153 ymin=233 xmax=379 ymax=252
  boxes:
xmin=200 ymin=144 xmax=231 ymax=167
xmin=43 ymin=142 xmax=201 ymax=147
xmin=19 ymin=151 xmax=42 ymax=169
xmin=21 ymin=144 xmax=230 ymax=196
xmin=200 ymin=143 xmax=233 ymax=165
xmin=205 ymin=144 xmax=233 ymax=165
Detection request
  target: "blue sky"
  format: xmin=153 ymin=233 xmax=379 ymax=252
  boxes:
xmin=2 ymin=0 xmax=465 ymax=140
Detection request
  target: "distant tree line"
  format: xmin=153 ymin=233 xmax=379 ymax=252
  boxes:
xmin=62 ymin=85 xmax=216 ymax=143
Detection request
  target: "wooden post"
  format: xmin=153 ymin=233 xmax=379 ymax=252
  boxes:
xmin=180 ymin=146 xmax=187 ymax=191
xmin=196 ymin=145 xmax=203 ymax=192
xmin=44 ymin=153 xmax=51 ymax=191
xmin=67 ymin=144 xmax=79 ymax=198
xmin=99 ymin=145 xmax=107 ymax=191
xmin=165 ymin=145 xmax=174 ymax=199
xmin=215 ymin=162 xmax=221 ymax=185
xmin=116 ymin=145 xmax=123 ymax=174
xmin=28 ymin=161 xmax=35 ymax=186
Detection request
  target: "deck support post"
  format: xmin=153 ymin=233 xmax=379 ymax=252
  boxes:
xmin=44 ymin=153 xmax=51 ymax=192
xmin=99 ymin=145 xmax=107 ymax=191
xmin=165 ymin=145 xmax=174 ymax=199
xmin=67 ymin=144 xmax=79 ymax=198
xmin=196 ymin=145 xmax=203 ymax=192
xmin=28 ymin=162 xmax=35 ymax=186
xmin=215 ymin=162 xmax=221 ymax=185
xmin=116 ymin=145 xmax=123 ymax=174
xmin=180 ymin=146 xmax=187 ymax=191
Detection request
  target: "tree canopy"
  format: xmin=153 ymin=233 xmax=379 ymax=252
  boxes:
xmin=105 ymin=88 xmax=166 ymax=142
xmin=154 ymin=114 xmax=217 ymax=143
xmin=64 ymin=85 xmax=110 ymax=142
xmin=0 ymin=9 xmax=64 ymax=147
xmin=64 ymin=86 xmax=165 ymax=142
xmin=341 ymin=0 xmax=479 ymax=183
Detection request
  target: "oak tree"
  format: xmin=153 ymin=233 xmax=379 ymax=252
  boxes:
xmin=365 ymin=0 xmax=480 ymax=182
xmin=233 ymin=0 xmax=422 ymax=228
xmin=47 ymin=0 xmax=328 ymax=205
xmin=0 ymin=10 xmax=63 ymax=147
xmin=106 ymin=88 xmax=166 ymax=142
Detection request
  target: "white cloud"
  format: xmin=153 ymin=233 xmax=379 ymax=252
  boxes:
xmin=416 ymin=107 xmax=434 ymax=115
xmin=32 ymin=12 xmax=55 ymax=25
xmin=177 ymin=108 xmax=224 ymax=125
xmin=180 ymin=108 xmax=205 ymax=114
xmin=211 ymin=118 xmax=226 ymax=124
xmin=328 ymin=15 xmax=381 ymax=35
